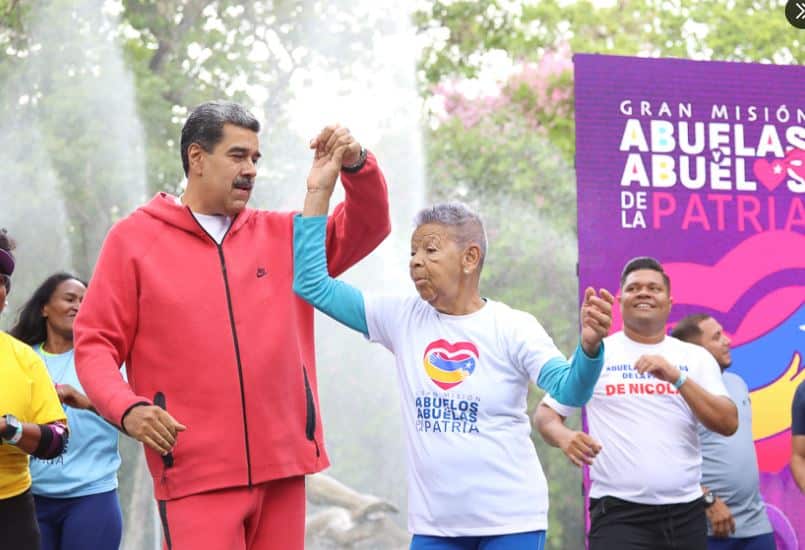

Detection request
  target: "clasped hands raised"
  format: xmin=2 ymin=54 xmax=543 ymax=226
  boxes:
xmin=306 ymin=124 xmax=362 ymax=195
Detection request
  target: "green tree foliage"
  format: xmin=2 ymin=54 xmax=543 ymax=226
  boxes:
xmin=0 ymin=3 xmax=376 ymax=548
xmin=416 ymin=0 xmax=801 ymax=85
xmin=0 ymin=0 xmax=375 ymax=273
xmin=119 ymin=0 xmax=309 ymax=193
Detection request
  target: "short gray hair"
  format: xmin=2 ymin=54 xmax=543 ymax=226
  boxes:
xmin=414 ymin=202 xmax=487 ymax=269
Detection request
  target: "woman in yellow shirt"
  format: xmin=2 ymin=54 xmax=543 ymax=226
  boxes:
xmin=0 ymin=229 xmax=69 ymax=548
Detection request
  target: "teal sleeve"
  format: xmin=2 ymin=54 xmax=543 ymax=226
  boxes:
xmin=293 ymin=214 xmax=369 ymax=336
xmin=536 ymin=342 xmax=605 ymax=407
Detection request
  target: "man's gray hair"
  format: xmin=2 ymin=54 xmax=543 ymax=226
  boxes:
xmin=180 ymin=100 xmax=260 ymax=176
xmin=414 ymin=203 xmax=487 ymax=268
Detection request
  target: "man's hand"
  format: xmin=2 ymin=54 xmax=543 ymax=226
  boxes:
xmin=56 ymin=384 xmax=93 ymax=410
xmin=634 ymin=354 xmax=681 ymax=384
xmin=307 ymin=124 xmax=362 ymax=194
xmin=558 ymin=430 xmax=602 ymax=467
xmin=309 ymin=124 xmax=362 ymax=167
xmin=706 ymin=496 xmax=736 ymax=537
xmin=580 ymin=287 xmax=614 ymax=356
xmin=122 ymin=405 xmax=186 ymax=456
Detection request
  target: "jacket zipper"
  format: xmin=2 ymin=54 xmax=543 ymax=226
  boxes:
xmin=302 ymin=365 xmax=320 ymax=457
xmin=158 ymin=500 xmax=172 ymax=550
xmin=217 ymin=243 xmax=254 ymax=486
xmin=154 ymin=392 xmax=174 ymax=490
xmin=188 ymin=211 xmax=253 ymax=487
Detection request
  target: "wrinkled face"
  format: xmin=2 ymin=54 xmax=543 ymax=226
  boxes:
xmin=193 ymin=124 xmax=261 ymax=216
xmin=43 ymin=279 xmax=86 ymax=340
xmin=619 ymin=269 xmax=672 ymax=332
xmin=409 ymin=223 xmax=465 ymax=308
xmin=696 ymin=317 xmax=732 ymax=369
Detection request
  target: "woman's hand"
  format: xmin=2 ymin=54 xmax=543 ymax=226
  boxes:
xmin=306 ymin=124 xmax=360 ymax=195
xmin=56 ymin=384 xmax=94 ymax=410
xmin=580 ymin=287 xmax=614 ymax=356
xmin=559 ymin=430 xmax=602 ymax=467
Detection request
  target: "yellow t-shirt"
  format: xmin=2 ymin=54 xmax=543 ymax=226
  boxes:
xmin=0 ymin=331 xmax=66 ymax=499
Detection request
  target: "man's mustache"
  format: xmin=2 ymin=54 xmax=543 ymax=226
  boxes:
xmin=233 ymin=177 xmax=254 ymax=190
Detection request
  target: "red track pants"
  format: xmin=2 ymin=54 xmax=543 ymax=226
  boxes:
xmin=159 ymin=476 xmax=305 ymax=550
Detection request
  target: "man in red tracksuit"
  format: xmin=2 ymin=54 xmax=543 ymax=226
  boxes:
xmin=74 ymin=101 xmax=390 ymax=549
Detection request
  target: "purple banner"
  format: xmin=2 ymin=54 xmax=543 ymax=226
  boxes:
xmin=575 ymin=54 xmax=804 ymax=549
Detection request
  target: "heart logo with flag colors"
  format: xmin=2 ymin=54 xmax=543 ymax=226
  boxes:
xmin=422 ymin=339 xmax=479 ymax=390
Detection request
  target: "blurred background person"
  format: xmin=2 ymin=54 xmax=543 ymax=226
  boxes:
xmin=672 ymin=314 xmax=775 ymax=550
xmin=0 ymin=230 xmax=69 ymax=549
xmin=10 ymin=272 xmax=123 ymax=550
xmin=792 ymin=380 xmax=805 ymax=493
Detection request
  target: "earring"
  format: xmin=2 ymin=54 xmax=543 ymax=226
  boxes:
xmin=463 ymin=268 xmax=470 ymax=274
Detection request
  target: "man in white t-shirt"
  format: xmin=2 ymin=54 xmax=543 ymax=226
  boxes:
xmin=535 ymin=256 xmax=738 ymax=550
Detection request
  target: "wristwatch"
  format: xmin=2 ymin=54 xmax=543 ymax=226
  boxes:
xmin=703 ymin=490 xmax=716 ymax=508
xmin=1 ymin=414 xmax=23 ymax=445
xmin=341 ymin=147 xmax=368 ymax=173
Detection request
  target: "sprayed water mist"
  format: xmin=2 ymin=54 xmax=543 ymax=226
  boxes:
xmin=251 ymin=2 xmax=425 ymax=546
xmin=0 ymin=1 xmax=156 ymax=548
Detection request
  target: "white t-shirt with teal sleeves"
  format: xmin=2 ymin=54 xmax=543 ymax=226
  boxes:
xmin=365 ymin=294 xmax=566 ymax=537
xmin=29 ymin=345 xmax=122 ymax=498
xmin=292 ymin=214 xmax=605 ymax=536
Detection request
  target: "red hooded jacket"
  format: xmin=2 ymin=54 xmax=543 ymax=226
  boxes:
xmin=74 ymin=155 xmax=389 ymax=500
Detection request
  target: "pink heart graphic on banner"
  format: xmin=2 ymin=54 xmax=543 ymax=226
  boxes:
xmin=753 ymin=158 xmax=787 ymax=191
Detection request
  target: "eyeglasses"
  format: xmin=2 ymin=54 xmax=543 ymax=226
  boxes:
xmin=1 ymin=273 xmax=10 ymax=293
